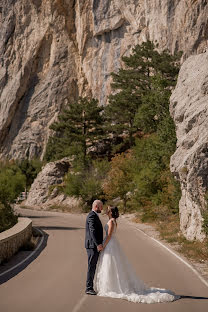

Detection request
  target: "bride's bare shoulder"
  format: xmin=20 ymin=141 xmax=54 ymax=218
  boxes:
xmin=107 ymin=218 xmax=116 ymax=226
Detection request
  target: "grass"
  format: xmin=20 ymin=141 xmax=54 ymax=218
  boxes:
xmin=134 ymin=212 xmax=208 ymax=263
xmin=156 ymin=215 xmax=208 ymax=261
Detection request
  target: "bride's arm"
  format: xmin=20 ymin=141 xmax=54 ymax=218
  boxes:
xmin=103 ymin=220 xmax=114 ymax=249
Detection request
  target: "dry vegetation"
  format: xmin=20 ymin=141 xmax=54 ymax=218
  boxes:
xmin=47 ymin=204 xmax=83 ymax=214
xmin=134 ymin=213 xmax=208 ymax=263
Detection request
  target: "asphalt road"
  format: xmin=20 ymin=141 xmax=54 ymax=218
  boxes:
xmin=0 ymin=208 xmax=207 ymax=312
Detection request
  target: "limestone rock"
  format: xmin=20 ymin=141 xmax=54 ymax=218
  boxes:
xmin=0 ymin=0 xmax=208 ymax=159
xmin=41 ymin=194 xmax=82 ymax=212
xmin=25 ymin=158 xmax=71 ymax=206
xmin=170 ymin=50 xmax=208 ymax=241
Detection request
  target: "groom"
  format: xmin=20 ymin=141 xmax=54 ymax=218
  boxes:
xmin=85 ymin=199 xmax=103 ymax=295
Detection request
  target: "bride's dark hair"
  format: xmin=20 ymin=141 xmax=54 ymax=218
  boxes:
xmin=110 ymin=206 xmax=119 ymax=219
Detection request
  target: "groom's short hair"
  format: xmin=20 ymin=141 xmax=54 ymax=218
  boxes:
xmin=92 ymin=200 xmax=103 ymax=209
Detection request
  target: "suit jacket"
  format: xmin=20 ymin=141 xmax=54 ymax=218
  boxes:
xmin=85 ymin=210 xmax=103 ymax=249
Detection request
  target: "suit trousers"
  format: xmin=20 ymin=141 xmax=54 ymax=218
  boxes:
xmin=86 ymin=248 xmax=99 ymax=291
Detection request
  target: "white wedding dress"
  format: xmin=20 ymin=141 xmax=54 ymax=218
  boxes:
xmin=94 ymin=220 xmax=179 ymax=304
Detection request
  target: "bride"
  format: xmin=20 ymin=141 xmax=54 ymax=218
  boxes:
xmin=94 ymin=206 xmax=179 ymax=304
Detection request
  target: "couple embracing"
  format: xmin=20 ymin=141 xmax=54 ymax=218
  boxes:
xmin=85 ymin=200 xmax=179 ymax=304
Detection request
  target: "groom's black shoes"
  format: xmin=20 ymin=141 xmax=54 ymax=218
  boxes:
xmin=85 ymin=289 xmax=97 ymax=295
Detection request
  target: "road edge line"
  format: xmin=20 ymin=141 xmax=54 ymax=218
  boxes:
xmin=129 ymin=222 xmax=208 ymax=288
xmin=71 ymin=295 xmax=88 ymax=312
xmin=0 ymin=227 xmax=44 ymax=277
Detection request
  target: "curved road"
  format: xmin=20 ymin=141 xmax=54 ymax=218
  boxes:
xmin=0 ymin=208 xmax=207 ymax=312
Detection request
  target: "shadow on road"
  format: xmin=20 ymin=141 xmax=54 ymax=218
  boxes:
xmin=39 ymin=226 xmax=85 ymax=231
xmin=179 ymin=295 xmax=208 ymax=300
xmin=0 ymin=229 xmax=49 ymax=285
xmin=18 ymin=215 xmax=56 ymax=219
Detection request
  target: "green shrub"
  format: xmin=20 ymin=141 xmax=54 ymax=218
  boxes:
xmin=202 ymin=191 xmax=208 ymax=237
xmin=0 ymin=161 xmax=25 ymax=232
xmin=17 ymin=158 xmax=42 ymax=191
xmin=0 ymin=162 xmax=26 ymax=205
xmin=64 ymin=159 xmax=110 ymax=210
xmin=202 ymin=211 xmax=208 ymax=237
xmin=103 ymin=152 xmax=134 ymax=213
xmin=128 ymin=127 xmax=181 ymax=221
xmin=0 ymin=203 xmax=18 ymax=233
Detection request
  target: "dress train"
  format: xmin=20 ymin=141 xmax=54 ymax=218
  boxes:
xmin=94 ymin=222 xmax=179 ymax=304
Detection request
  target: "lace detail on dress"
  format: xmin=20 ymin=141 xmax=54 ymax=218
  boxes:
xmin=94 ymin=223 xmax=179 ymax=304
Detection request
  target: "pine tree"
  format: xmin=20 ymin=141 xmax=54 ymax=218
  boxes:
xmin=45 ymin=97 xmax=104 ymax=165
xmin=104 ymin=41 xmax=181 ymax=150
xmin=18 ymin=158 xmax=42 ymax=191
xmin=134 ymin=75 xmax=172 ymax=134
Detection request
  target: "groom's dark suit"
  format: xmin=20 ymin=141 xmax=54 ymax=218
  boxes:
xmin=85 ymin=210 xmax=103 ymax=291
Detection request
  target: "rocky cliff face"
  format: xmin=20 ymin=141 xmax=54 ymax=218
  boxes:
xmin=170 ymin=50 xmax=208 ymax=241
xmin=0 ymin=0 xmax=208 ymax=159
xmin=25 ymin=157 xmax=71 ymax=206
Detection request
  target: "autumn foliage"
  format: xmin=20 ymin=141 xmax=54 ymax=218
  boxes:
xmin=103 ymin=152 xmax=133 ymax=212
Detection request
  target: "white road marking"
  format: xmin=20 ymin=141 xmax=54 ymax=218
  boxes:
xmin=0 ymin=227 xmax=44 ymax=277
xmin=130 ymin=222 xmax=208 ymax=288
xmin=71 ymin=295 xmax=88 ymax=312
